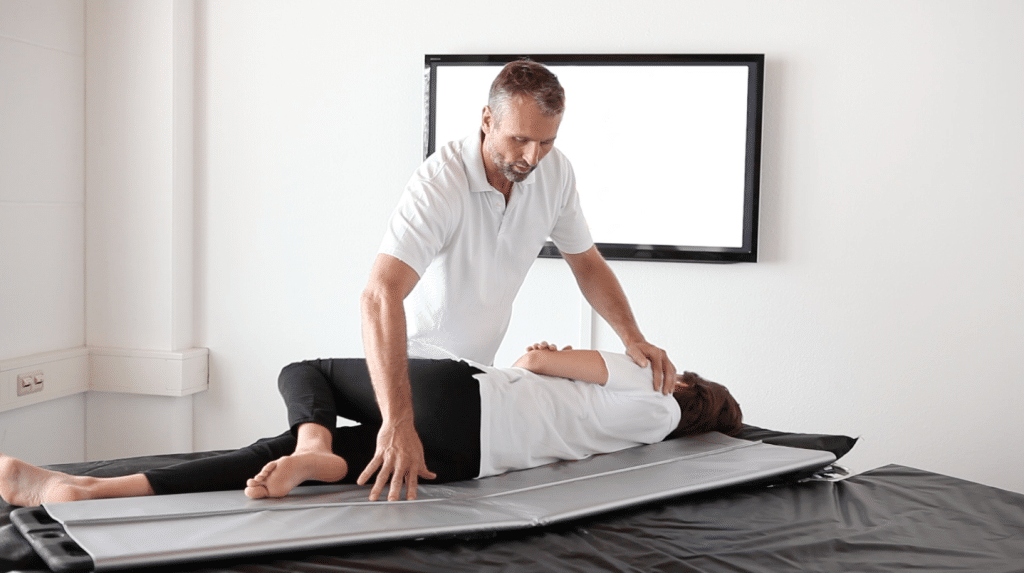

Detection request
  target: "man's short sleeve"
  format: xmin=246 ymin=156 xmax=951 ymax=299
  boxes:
xmin=378 ymin=180 xmax=455 ymax=278
xmin=547 ymin=156 xmax=594 ymax=255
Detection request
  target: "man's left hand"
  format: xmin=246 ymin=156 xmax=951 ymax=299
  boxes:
xmin=625 ymin=341 xmax=676 ymax=395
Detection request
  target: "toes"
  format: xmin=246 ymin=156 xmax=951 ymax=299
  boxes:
xmin=250 ymin=460 xmax=279 ymax=485
xmin=256 ymin=460 xmax=278 ymax=478
xmin=244 ymin=484 xmax=269 ymax=499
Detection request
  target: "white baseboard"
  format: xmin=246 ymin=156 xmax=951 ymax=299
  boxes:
xmin=89 ymin=347 xmax=209 ymax=396
xmin=0 ymin=348 xmax=89 ymax=413
xmin=0 ymin=346 xmax=208 ymax=412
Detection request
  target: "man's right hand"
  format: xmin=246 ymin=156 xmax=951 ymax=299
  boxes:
xmin=360 ymin=254 xmax=433 ymax=501
xmin=356 ymin=419 xmax=436 ymax=501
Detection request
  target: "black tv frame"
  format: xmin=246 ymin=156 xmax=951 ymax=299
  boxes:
xmin=424 ymin=53 xmax=764 ymax=263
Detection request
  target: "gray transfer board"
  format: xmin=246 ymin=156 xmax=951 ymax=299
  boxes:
xmin=39 ymin=433 xmax=834 ymax=571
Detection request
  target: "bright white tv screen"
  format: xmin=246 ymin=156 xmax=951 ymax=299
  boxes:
xmin=424 ymin=54 xmax=763 ymax=262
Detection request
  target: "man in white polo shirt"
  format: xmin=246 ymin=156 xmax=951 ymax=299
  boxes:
xmin=359 ymin=59 xmax=676 ymax=501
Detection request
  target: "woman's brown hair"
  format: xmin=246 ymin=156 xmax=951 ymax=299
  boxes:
xmin=668 ymin=371 xmax=743 ymax=438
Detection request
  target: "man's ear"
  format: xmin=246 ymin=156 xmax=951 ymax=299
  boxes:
xmin=481 ymin=105 xmax=494 ymax=134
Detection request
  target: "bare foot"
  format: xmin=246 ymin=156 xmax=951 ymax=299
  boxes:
xmin=244 ymin=451 xmax=348 ymax=499
xmin=0 ymin=454 xmax=86 ymax=506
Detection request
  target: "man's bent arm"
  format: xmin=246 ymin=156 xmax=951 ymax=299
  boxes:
xmin=562 ymin=246 xmax=677 ymax=394
xmin=359 ymin=253 xmax=435 ymax=501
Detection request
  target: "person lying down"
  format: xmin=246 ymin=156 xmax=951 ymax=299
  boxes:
xmin=0 ymin=343 xmax=742 ymax=507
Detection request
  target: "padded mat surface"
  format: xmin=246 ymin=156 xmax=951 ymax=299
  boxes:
xmin=33 ymin=433 xmax=834 ymax=571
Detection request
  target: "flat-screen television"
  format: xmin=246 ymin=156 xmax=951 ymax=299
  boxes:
xmin=424 ymin=54 xmax=764 ymax=263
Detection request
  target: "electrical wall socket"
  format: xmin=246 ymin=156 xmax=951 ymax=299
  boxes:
xmin=16 ymin=371 xmax=44 ymax=397
xmin=1 ymin=348 xmax=89 ymax=413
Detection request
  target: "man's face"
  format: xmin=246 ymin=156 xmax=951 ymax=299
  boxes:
xmin=482 ymin=95 xmax=562 ymax=184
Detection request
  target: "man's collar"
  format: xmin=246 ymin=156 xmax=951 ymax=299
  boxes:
xmin=464 ymin=132 xmax=537 ymax=194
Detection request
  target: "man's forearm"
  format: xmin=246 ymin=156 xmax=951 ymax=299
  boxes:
xmin=568 ymin=247 xmax=645 ymax=345
xmin=587 ymin=272 xmax=644 ymax=346
xmin=564 ymin=246 xmax=676 ymax=393
xmin=358 ymin=254 xmax=434 ymax=500
xmin=360 ymin=287 xmax=415 ymax=423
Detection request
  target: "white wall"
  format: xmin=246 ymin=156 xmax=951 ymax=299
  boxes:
xmin=192 ymin=0 xmax=1024 ymax=495
xmin=1 ymin=1 xmax=1020 ymax=495
xmin=0 ymin=0 xmax=201 ymax=463
xmin=83 ymin=0 xmax=201 ymax=459
xmin=0 ymin=0 xmax=87 ymax=464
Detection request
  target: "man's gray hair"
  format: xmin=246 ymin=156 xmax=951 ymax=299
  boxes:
xmin=488 ymin=59 xmax=565 ymax=123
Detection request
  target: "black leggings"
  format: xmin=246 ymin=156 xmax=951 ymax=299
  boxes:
xmin=143 ymin=358 xmax=482 ymax=495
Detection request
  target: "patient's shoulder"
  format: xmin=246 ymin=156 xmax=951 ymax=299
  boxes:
xmin=598 ymin=351 xmax=654 ymax=392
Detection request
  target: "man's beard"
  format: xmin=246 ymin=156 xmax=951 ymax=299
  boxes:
xmin=491 ymin=149 xmax=536 ymax=183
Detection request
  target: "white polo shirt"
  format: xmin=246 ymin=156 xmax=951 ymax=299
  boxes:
xmin=472 ymin=351 xmax=681 ymax=478
xmin=379 ymin=133 xmax=594 ymax=365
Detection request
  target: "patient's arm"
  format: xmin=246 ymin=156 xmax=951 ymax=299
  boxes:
xmin=513 ymin=346 xmax=609 ymax=385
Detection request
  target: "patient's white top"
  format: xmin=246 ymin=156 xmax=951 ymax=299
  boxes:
xmin=472 ymin=351 xmax=682 ymax=478
xmin=378 ymin=133 xmax=593 ymax=366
